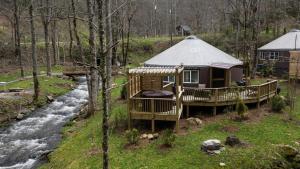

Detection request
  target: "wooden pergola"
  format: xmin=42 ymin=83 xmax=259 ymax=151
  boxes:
xmin=127 ymin=66 xmax=184 ymax=132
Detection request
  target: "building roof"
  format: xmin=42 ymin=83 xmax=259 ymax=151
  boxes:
xmin=144 ymin=36 xmax=243 ymax=69
xmin=258 ymin=29 xmax=300 ymax=51
xmin=129 ymin=66 xmax=183 ymax=76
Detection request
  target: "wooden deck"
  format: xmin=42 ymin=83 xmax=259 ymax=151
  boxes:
xmin=129 ymin=80 xmax=277 ymax=131
xmin=183 ymin=80 xmax=278 ymax=115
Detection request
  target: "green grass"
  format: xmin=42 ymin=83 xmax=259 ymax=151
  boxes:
xmin=0 ymin=75 xmax=74 ymax=112
xmin=0 ymin=76 xmax=72 ymax=96
xmin=40 ymin=77 xmax=300 ymax=169
xmin=0 ymin=65 xmax=63 ymax=82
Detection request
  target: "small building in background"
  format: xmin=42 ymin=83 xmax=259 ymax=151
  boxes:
xmin=258 ymin=29 xmax=300 ymax=77
xmin=176 ymin=25 xmax=192 ymax=36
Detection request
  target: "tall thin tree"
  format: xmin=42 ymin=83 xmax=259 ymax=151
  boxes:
xmin=29 ymin=0 xmax=40 ymax=103
xmin=40 ymin=0 xmax=52 ymax=76
xmin=71 ymin=0 xmax=85 ymax=62
xmin=13 ymin=0 xmax=24 ymax=78
xmin=86 ymin=0 xmax=99 ymax=115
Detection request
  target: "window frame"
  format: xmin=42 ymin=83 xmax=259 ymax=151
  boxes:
xmin=183 ymin=70 xmax=199 ymax=84
xmin=269 ymin=51 xmax=279 ymax=60
xmin=163 ymin=76 xmax=175 ymax=83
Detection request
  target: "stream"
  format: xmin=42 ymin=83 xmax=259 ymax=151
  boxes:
xmin=0 ymin=77 xmax=89 ymax=169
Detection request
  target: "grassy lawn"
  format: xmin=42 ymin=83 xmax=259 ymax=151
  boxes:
xmin=40 ymin=77 xmax=300 ymax=169
xmin=0 ymin=65 xmax=63 ymax=82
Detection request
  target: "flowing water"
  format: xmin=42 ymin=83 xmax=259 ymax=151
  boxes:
xmin=0 ymin=77 xmax=89 ymax=169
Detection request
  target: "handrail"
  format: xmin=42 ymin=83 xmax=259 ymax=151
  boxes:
xmin=131 ymin=97 xmax=175 ymax=101
xmin=183 ymin=80 xmax=277 ymax=90
xmin=183 ymin=80 xmax=278 ymax=103
xmin=163 ymin=82 xmax=174 ymax=89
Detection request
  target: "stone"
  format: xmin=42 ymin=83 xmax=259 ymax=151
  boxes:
xmin=16 ymin=113 xmax=24 ymax=120
xmin=225 ymin=135 xmax=241 ymax=147
xmin=294 ymin=154 xmax=300 ymax=163
xmin=153 ymin=133 xmax=159 ymax=139
xmin=195 ymin=118 xmax=202 ymax=125
xmin=187 ymin=117 xmax=202 ymax=126
xmin=201 ymin=139 xmax=225 ymax=155
xmin=140 ymin=134 xmax=148 ymax=139
xmin=46 ymin=95 xmax=54 ymax=103
xmin=278 ymin=145 xmax=299 ymax=158
xmin=147 ymin=134 xmax=154 ymax=140
xmin=219 ymin=162 xmax=226 ymax=167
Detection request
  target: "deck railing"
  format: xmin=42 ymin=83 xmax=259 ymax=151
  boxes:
xmin=130 ymin=91 xmax=183 ymax=116
xmin=183 ymin=80 xmax=278 ymax=104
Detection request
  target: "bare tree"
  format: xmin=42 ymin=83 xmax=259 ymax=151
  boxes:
xmin=67 ymin=6 xmax=74 ymax=63
xmin=50 ymin=1 xmax=59 ymax=66
xmin=96 ymin=0 xmax=110 ymax=168
xmin=40 ymin=0 xmax=52 ymax=76
xmin=71 ymin=0 xmax=85 ymax=62
xmin=13 ymin=0 xmax=24 ymax=77
xmin=29 ymin=0 xmax=40 ymax=103
xmin=86 ymin=0 xmax=99 ymax=115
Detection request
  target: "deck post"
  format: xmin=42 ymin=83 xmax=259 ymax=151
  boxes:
xmin=267 ymin=82 xmax=271 ymax=103
xmin=186 ymin=105 xmax=190 ymax=118
xmin=213 ymin=89 xmax=218 ymax=116
xmin=175 ymin=67 xmax=180 ymax=133
xmin=127 ymin=70 xmax=132 ymax=130
xmin=151 ymin=99 xmax=155 ymax=133
xmin=257 ymin=85 xmax=261 ymax=109
xmin=176 ymin=120 xmax=179 ymax=133
xmin=213 ymin=107 xmax=217 ymax=116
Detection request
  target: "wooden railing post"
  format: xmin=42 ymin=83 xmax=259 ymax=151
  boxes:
xmin=127 ymin=70 xmax=131 ymax=130
xmin=175 ymin=67 xmax=180 ymax=133
xmin=151 ymin=99 xmax=155 ymax=133
xmin=257 ymin=85 xmax=261 ymax=109
xmin=268 ymin=82 xmax=271 ymax=102
xmin=213 ymin=89 xmax=218 ymax=116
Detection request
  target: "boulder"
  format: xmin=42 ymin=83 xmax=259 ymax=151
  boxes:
xmin=187 ymin=117 xmax=202 ymax=126
xmin=153 ymin=133 xmax=159 ymax=139
xmin=201 ymin=139 xmax=225 ymax=155
xmin=225 ymin=135 xmax=241 ymax=147
xmin=278 ymin=145 xmax=299 ymax=158
xmin=140 ymin=134 xmax=148 ymax=139
xmin=147 ymin=134 xmax=154 ymax=140
xmin=46 ymin=95 xmax=54 ymax=103
xmin=16 ymin=113 xmax=24 ymax=120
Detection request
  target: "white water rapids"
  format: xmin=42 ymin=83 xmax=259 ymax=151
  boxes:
xmin=0 ymin=77 xmax=88 ymax=169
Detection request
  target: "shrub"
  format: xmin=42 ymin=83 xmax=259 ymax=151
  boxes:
xmin=161 ymin=129 xmax=176 ymax=147
xmin=125 ymin=128 xmax=139 ymax=145
xmin=120 ymin=83 xmax=127 ymax=100
xmin=271 ymin=95 xmax=286 ymax=112
xmin=236 ymin=97 xmax=248 ymax=118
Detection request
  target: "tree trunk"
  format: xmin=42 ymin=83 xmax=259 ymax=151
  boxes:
xmin=111 ymin=0 xmax=119 ymax=66
xmin=105 ymin=0 xmax=113 ymax=111
xmin=86 ymin=0 xmax=99 ymax=116
xmin=51 ymin=19 xmax=58 ymax=65
xmin=125 ymin=18 xmax=131 ymax=67
xmin=41 ymin=0 xmax=52 ymax=76
xmin=13 ymin=0 xmax=24 ymax=77
xmin=71 ymin=0 xmax=85 ymax=62
xmin=68 ymin=10 xmax=73 ymax=63
xmin=96 ymin=0 xmax=110 ymax=168
xmin=29 ymin=0 xmax=40 ymax=103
